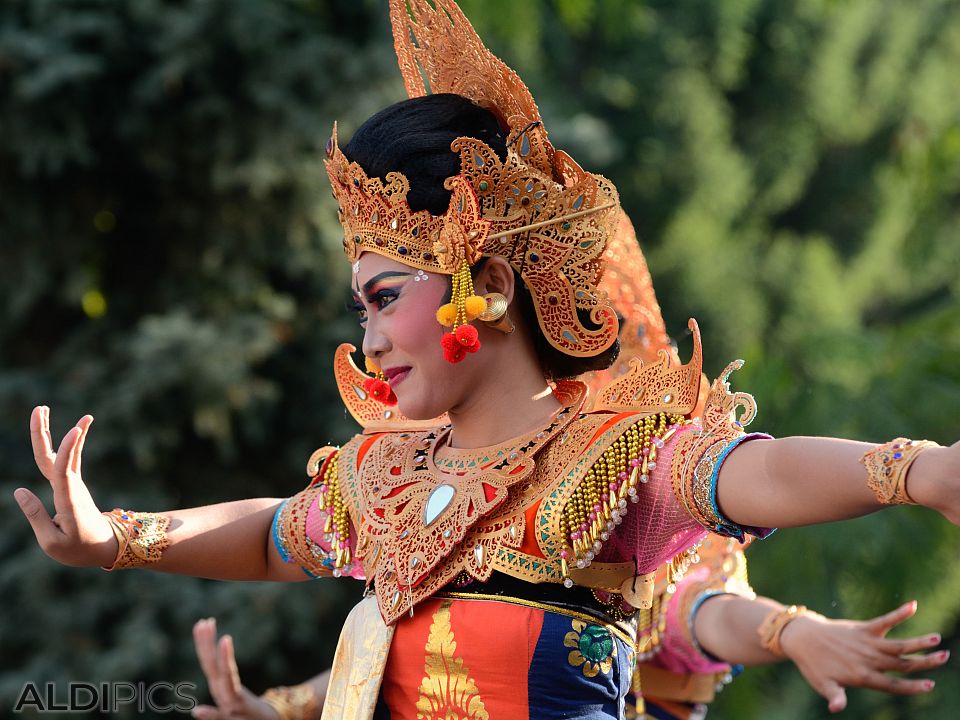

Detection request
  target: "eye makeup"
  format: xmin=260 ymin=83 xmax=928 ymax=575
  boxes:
xmin=349 ymin=271 xmax=411 ymax=323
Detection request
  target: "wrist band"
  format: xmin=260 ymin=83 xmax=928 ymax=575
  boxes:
xmin=757 ymin=605 xmax=823 ymax=657
xmin=261 ymin=684 xmax=321 ymax=720
xmin=861 ymin=438 xmax=939 ymax=505
xmin=101 ymin=509 xmax=170 ymax=571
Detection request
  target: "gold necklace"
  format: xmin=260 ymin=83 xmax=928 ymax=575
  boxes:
xmin=430 ymin=382 xmax=585 ymax=477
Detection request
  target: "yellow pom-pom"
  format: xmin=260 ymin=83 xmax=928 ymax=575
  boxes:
xmin=464 ymin=295 xmax=487 ymax=321
xmin=365 ymin=357 xmax=380 ymax=374
xmin=436 ymin=303 xmax=457 ymax=326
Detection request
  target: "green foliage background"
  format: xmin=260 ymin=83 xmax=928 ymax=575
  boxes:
xmin=1 ymin=0 xmax=958 ymax=717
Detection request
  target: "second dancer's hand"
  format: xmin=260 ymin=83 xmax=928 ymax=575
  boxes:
xmin=780 ymin=600 xmax=948 ymax=713
xmin=15 ymin=406 xmax=117 ymax=567
xmin=192 ymin=618 xmax=280 ymax=720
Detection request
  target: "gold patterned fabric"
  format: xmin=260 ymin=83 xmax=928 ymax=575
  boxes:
xmin=415 ymin=600 xmax=490 ymax=719
xmin=321 ymin=596 xmax=394 ymax=720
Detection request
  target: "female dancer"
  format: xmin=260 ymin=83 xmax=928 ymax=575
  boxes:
xmin=183 ymin=208 xmax=949 ymax=719
xmin=16 ymin=1 xmax=959 ymax=718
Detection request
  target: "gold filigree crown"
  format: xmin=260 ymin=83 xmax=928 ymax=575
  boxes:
xmin=323 ymin=0 xmax=622 ymax=358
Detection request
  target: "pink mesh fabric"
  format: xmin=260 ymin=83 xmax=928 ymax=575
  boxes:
xmin=304 ymin=495 xmax=365 ymax=580
xmin=595 ymin=424 xmax=707 ymax=573
xmin=651 ymin=566 xmax=731 ymax=674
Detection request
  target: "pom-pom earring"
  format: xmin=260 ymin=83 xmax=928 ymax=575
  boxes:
xmin=362 ymin=357 xmax=398 ymax=405
xmin=435 ymin=260 xmax=484 ymax=363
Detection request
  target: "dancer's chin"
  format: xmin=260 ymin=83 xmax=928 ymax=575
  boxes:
xmin=396 ymin=387 xmax=448 ymax=423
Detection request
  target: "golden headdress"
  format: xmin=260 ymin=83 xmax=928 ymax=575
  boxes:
xmin=585 ymin=211 xmax=708 ymax=417
xmin=324 ymin=0 xmax=621 ymax=358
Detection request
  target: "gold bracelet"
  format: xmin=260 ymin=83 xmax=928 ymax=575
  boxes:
xmin=757 ymin=605 xmax=823 ymax=657
xmin=101 ymin=509 xmax=171 ymax=571
xmin=260 ymin=684 xmax=321 ymax=720
xmin=860 ymin=438 xmax=939 ymax=505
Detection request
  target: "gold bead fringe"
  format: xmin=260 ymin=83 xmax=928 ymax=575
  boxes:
xmin=559 ymin=412 xmax=684 ymax=588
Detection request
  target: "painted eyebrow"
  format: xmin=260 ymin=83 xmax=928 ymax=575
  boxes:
xmin=361 ymin=271 xmax=411 ymax=296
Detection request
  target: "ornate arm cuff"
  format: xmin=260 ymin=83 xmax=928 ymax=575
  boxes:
xmin=671 ymin=359 xmax=776 ymax=542
xmin=260 ymin=683 xmax=321 ymax=720
xmin=674 ymin=433 xmax=774 ymax=541
xmin=861 ymin=437 xmax=940 ymax=505
xmin=101 ymin=509 xmax=170 ymax=571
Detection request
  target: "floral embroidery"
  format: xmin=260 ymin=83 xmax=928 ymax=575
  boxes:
xmin=564 ymin=620 xmax=617 ymax=678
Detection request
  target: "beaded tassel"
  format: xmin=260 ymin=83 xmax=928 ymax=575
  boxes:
xmin=318 ymin=455 xmax=352 ymax=576
xmin=436 ymin=260 xmax=486 ymax=363
xmin=560 ymin=412 xmax=684 ymax=588
xmin=635 ymin=593 xmax=667 ymax=661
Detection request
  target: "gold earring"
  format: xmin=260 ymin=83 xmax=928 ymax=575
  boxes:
xmin=478 ymin=292 xmax=515 ymax=334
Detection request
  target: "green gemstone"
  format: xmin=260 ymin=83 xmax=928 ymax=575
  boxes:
xmin=479 ymin=181 xmax=489 ymax=191
xmin=578 ymin=625 xmax=614 ymax=663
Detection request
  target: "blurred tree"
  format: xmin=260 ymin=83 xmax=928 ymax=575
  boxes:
xmin=1 ymin=0 xmax=958 ymax=717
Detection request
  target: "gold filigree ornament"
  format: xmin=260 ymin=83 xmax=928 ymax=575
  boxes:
xmin=670 ymin=359 xmax=758 ymax=531
xmin=589 ymin=318 xmax=704 ymax=417
xmin=324 ymin=0 xmax=623 ymax=358
xmin=594 ymin=211 xmax=672 ymax=373
xmin=101 ymin=509 xmax=170 ymax=571
xmin=698 ymin=359 xmax=758 ymax=435
xmin=334 ymin=343 xmax=448 ymax=432
xmin=345 ymin=382 xmax=588 ymax=625
xmin=861 ymin=437 xmax=940 ymax=505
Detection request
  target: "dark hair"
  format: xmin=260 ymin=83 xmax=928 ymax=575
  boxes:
xmin=342 ymin=93 xmax=619 ymax=379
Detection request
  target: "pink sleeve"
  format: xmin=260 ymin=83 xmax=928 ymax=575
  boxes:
xmin=272 ymin=485 xmax=365 ymax=580
xmin=595 ymin=424 xmax=774 ymax=573
xmin=650 ymin=566 xmax=736 ymax=674
xmin=595 ymin=424 xmax=707 ymax=574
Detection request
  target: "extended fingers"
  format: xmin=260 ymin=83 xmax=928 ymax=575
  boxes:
xmin=191 ymin=704 xmax=227 ymax=720
xmin=13 ymin=487 xmax=59 ymax=550
xmin=876 ymin=649 xmax=950 ymax=674
xmin=820 ymin=680 xmax=847 ymax=714
xmin=193 ymin=618 xmax=221 ymax=683
xmin=53 ymin=426 xmax=82 ymax=479
xmin=219 ymin=635 xmax=244 ymax=698
xmin=878 ymin=632 xmax=942 ymax=658
xmin=856 ymin=671 xmax=935 ymax=695
xmin=865 ymin=600 xmax=917 ymax=635
xmin=70 ymin=415 xmax=94 ymax=474
xmin=30 ymin=406 xmax=56 ymax=474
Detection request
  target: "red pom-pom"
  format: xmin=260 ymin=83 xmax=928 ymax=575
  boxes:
xmin=463 ymin=338 xmax=481 ymax=353
xmin=362 ymin=377 xmax=397 ymax=406
xmin=440 ymin=333 xmax=461 ymax=352
xmin=443 ymin=346 xmax=466 ymax=364
xmin=454 ymin=324 xmax=479 ymax=346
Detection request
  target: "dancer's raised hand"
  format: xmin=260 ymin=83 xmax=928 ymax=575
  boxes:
xmin=15 ymin=406 xmax=117 ymax=567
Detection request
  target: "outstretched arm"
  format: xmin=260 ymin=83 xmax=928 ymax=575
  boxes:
xmin=16 ymin=407 xmax=307 ymax=582
xmin=716 ymin=436 xmax=960 ymax=529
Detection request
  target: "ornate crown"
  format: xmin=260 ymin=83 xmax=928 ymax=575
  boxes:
xmin=323 ymin=0 xmax=623 ymax=358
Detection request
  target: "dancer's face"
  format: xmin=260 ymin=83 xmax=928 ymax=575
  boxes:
xmin=351 ymin=252 xmax=479 ymax=420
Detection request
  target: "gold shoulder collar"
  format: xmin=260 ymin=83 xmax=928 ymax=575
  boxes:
xmin=340 ymin=382 xmax=590 ymax=625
